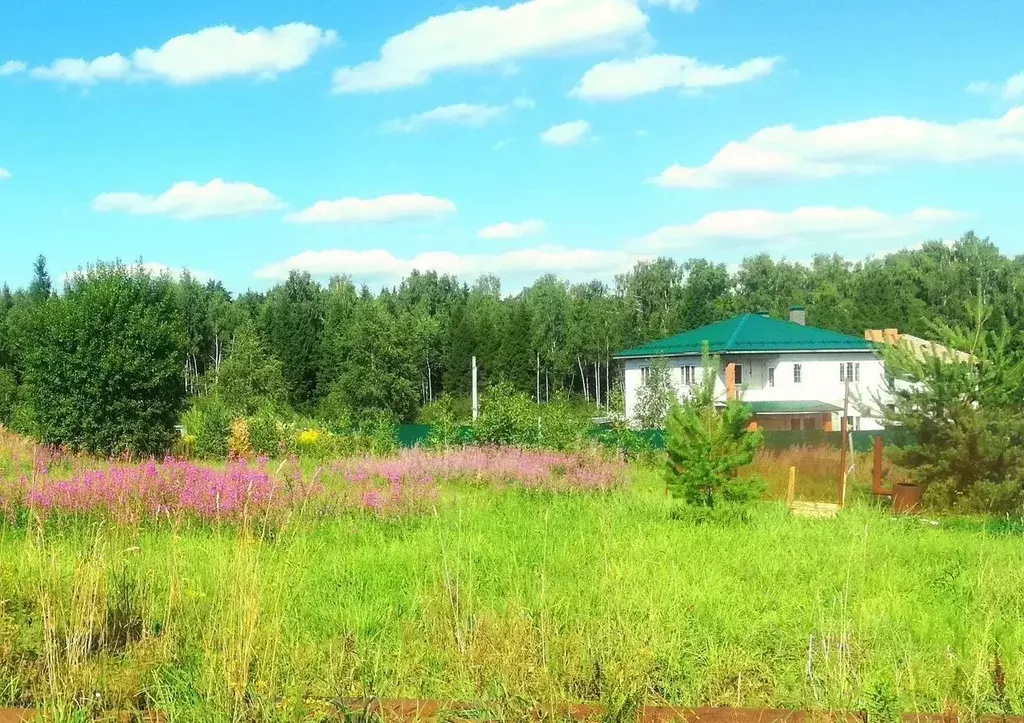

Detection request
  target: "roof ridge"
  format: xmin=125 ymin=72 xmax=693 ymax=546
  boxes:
xmin=723 ymin=313 xmax=750 ymax=351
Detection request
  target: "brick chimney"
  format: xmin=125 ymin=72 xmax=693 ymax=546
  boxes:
xmin=789 ymin=305 xmax=806 ymax=326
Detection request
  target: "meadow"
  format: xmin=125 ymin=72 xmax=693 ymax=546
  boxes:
xmin=1 ymin=430 xmax=1022 ymax=722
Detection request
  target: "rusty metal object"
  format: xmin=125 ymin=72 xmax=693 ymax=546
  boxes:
xmin=892 ymin=482 xmax=924 ymax=514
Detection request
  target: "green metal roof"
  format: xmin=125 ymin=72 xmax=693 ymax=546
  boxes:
xmin=615 ymin=313 xmax=872 ymax=358
xmin=747 ymin=400 xmax=842 ymax=415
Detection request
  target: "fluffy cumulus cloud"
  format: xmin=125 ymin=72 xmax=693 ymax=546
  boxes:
xmin=967 ymin=71 xmax=1024 ymax=101
xmin=286 ymin=194 xmax=456 ymax=224
xmin=541 ymin=120 xmax=592 ymax=146
xmin=32 ymin=54 xmax=132 ymax=84
xmin=478 ymin=219 xmax=547 ymax=239
xmin=573 ymin=54 xmax=780 ymax=101
xmin=255 ymin=245 xmax=642 ymax=285
xmin=653 ymin=107 xmax=1024 ymax=188
xmin=30 ymin=23 xmax=336 ymax=85
xmin=0 ymin=60 xmax=27 ymax=76
xmin=0 ymin=168 xmax=10 ymax=180
xmin=639 ymin=207 xmax=962 ymax=251
xmin=331 ymin=0 xmax=647 ymax=93
xmin=92 ymin=179 xmax=284 ymax=219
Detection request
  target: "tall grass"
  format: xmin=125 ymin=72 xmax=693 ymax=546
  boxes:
xmin=1 ymin=433 xmax=1023 ymax=720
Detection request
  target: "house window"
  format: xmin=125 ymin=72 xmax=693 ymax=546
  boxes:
xmin=844 ymin=416 xmax=861 ymax=431
xmin=768 ymin=367 xmax=775 ymax=388
xmin=839 ymin=362 xmax=861 ymax=383
xmin=640 ymin=366 xmax=651 ymax=383
xmin=790 ymin=418 xmax=802 ymax=431
xmin=734 ymin=365 xmax=743 ymax=385
xmin=681 ymin=365 xmax=696 ymax=385
xmin=793 ymin=364 xmax=802 ymax=384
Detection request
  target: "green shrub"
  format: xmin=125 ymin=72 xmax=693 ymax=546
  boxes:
xmin=664 ymin=351 xmax=764 ymax=508
xmin=182 ymin=397 xmax=231 ymax=459
xmin=247 ymin=407 xmax=284 ymax=457
xmin=424 ymin=395 xmax=466 ymax=450
xmin=0 ymin=368 xmax=16 ymax=426
xmin=357 ymin=411 xmax=399 ymax=456
xmin=537 ymin=392 xmax=592 ymax=451
xmin=474 ymin=381 xmax=538 ymax=447
xmin=633 ymin=359 xmax=674 ymax=430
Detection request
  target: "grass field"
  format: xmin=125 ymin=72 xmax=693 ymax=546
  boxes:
xmin=1 ymin=436 xmax=1023 ymax=721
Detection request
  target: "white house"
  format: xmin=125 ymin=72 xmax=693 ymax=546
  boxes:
xmin=615 ymin=308 xmax=894 ymax=431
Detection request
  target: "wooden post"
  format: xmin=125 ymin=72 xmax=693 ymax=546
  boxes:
xmin=872 ymin=435 xmax=891 ymax=497
xmin=787 ymin=466 xmax=796 ymax=505
xmin=725 ymin=363 xmax=736 ymax=401
xmin=838 ymin=380 xmax=850 ymax=508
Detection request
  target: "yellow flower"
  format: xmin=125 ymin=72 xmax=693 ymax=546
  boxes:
xmin=298 ymin=429 xmax=322 ymax=447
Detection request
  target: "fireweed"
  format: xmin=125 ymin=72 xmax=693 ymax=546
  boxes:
xmin=0 ymin=440 xmax=627 ymax=525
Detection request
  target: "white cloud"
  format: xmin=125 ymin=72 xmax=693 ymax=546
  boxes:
xmin=286 ymin=194 xmax=456 ymax=224
xmin=0 ymin=60 xmax=27 ymax=76
xmin=0 ymin=168 xmax=10 ymax=180
xmin=478 ymin=219 xmax=547 ymax=239
xmin=653 ymin=107 xmax=1024 ymax=187
xmin=639 ymin=207 xmax=962 ymax=251
xmin=573 ymin=54 xmax=780 ymax=101
xmin=967 ymin=71 xmax=1024 ymax=101
xmin=30 ymin=23 xmax=336 ymax=86
xmin=541 ymin=120 xmax=591 ymax=146
xmin=32 ymin=54 xmax=132 ymax=84
xmin=92 ymin=179 xmax=284 ymax=219
xmin=255 ymin=245 xmax=641 ymax=285
xmin=644 ymin=0 xmax=699 ymax=11
xmin=382 ymin=102 xmax=509 ymax=133
xmin=331 ymin=0 xmax=647 ymax=93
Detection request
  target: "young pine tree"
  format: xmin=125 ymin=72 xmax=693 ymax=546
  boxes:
xmin=664 ymin=351 xmax=764 ymax=508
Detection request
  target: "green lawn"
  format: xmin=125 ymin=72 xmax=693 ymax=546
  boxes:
xmin=1 ymin=469 xmax=1023 ymax=721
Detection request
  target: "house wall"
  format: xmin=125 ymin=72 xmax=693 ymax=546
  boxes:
xmin=622 ymin=350 xmax=890 ymax=430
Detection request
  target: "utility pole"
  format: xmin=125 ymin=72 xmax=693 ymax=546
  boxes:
xmin=472 ymin=355 xmax=479 ymax=421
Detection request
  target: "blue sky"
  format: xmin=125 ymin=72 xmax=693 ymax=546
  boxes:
xmin=1 ymin=0 xmax=1022 ymax=292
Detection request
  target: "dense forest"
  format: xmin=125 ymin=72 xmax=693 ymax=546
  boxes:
xmin=0 ymin=231 xmax=1020 ymax=435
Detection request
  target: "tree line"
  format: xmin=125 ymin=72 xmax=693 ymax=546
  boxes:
xmin=1 ymin=231 xmax=1021 ymax=451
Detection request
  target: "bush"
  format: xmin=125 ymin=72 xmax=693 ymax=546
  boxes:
xmin=664 ymin=352 xmax=764 ymax=508
xmin=633 ymin=360 xmax=675 ymax=429
xmin=357 ymin=411 xmax=399 ymax=457
xmin=537 ymin=393 xmax=592 ymax=451
xmin=248 ymin=407 xmax=284 ymax=458
xmin=473 ymin=381 xmax=538 ymax=447
xmin=181 ymin=397 xmax=231 ymax=459
xmin=22 ymin=264 xmax=186 ymax=456
xmin=0 ymin=368 xmax=16 ymax=426
xmin=424 ymin=395 xmax=466 ymax=450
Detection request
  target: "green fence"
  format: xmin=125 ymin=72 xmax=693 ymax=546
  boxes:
xmin=396 ymin=425 xmax=912 ymax=451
